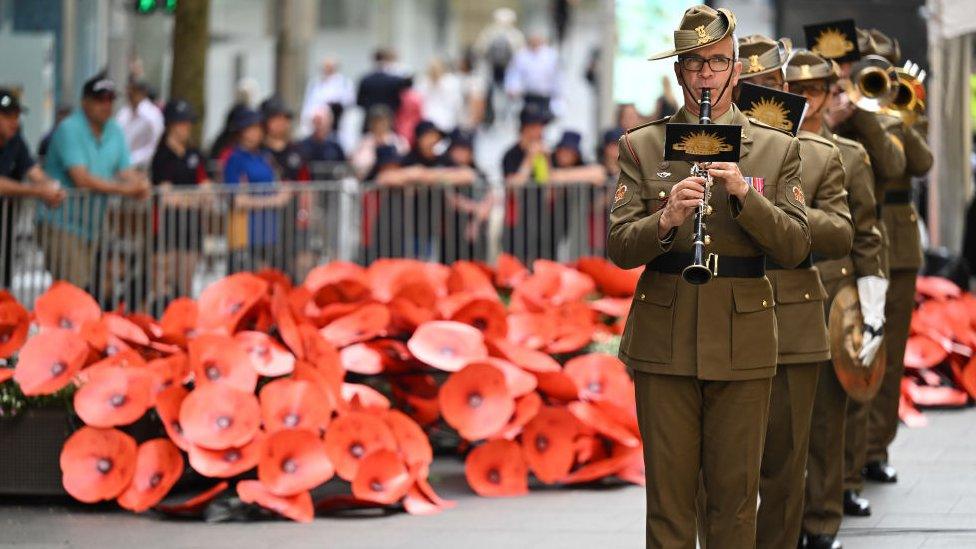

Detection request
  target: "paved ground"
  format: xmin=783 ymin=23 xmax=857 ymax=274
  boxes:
xmin=3 ymin=407 xmax=976 ymax=548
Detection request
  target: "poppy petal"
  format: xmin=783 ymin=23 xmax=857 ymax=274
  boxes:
xmin=351 ymin=448 xmax=412 ymax=505
xmin=156 ymin=385 xmax=191 ymax=451
xmin=0 ymin=299 xmax=29 ymax=358
xmin=159 ymin=297 xmax=198 ymax=346
xmin=564 ymin=353 xmax=633 ymax=404
xmin=486 ymin=338 xmax=561 ymax=373
xmin=464 ymin=439 xmax=528 ymax=497
xmin=342 ymin=382 xmax=391 ymax=410
xmin=259 ymin=378 xmax=332 ymax=434
xmin=236 ymin=479 xmax=314 ymax=523
xmin=187 ymin=433 xmax=265 ymax=478
xmin=35 ymin=281 xmax=101 ymax=332
xmin=74 ymin=366 xmax=153 ymax=427
xmin=118 ymin=438 xmax=185 ymax=512
xmin=494 ymin=391 xmax=542 ymax=440
xmin=408 ymin=321 xmax=488 ymax=372
xmin=562 ymin=447 xmax=641 ymax=484
xmin=381 ymin=409 xmax=433 ymax=469
xmin=258 ymin=429 xmax=335 ymax=496
xmin=235 ymin=331 xmax=296 ymax=377
xmin=197 ymin=273 xmax=269 ymax=334
xmin=521 ymin=406 xmax=580 ymax=483
xmin=14 ymin=328 xmax=90 ymax=396
xmin=188 ymin=333 xmax=258 ymax=393
xmin=319 ymin=303 xmax=390 ymax=348
xmin=60 ymin=427 xmax=137 ymax=503
xmin=533 ymin=370 xmax=581 ymax=402
xmin=904 ymin=335 xmax=949 ymax=369
xmin=339 ymin=343 xmax=385 ymax=375
xmin=439 ymin=362 xmax=515 ymax=441
xmin=568 ymin=401 xmax=640 ymax=448
xmin=179 ymin=384 xmax=261 ymax=450
xmin=155 ymin=481 xmax=229 ymax=516
xmin=323 ymin=411 xmax=398 ymax=481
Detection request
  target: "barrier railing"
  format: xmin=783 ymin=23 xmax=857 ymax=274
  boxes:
xmin=0 ymin=178 xmax=614 ymax=315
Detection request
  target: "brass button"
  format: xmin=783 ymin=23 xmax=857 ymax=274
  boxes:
xmin=703 ymin=235 xmax=712 ymax=246
xmin=658 ymin=190 xmax=667 ymax=199
xmin=841 ymin=267 xmax=848 ymax=276
xmin=640 ymin=293 xmax=646 ymax=300
xmin=804 ymin=293 xmax=811 ymax=300
xmin=762 ymin=299 xmax=768 ymax=308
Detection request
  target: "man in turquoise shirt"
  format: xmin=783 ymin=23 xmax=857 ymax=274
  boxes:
xmin=40 ymin=71 xmax=149 ymax=294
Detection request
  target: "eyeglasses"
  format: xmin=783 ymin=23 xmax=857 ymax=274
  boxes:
xmin=790 ymin=82 xmax=828 ymax=96
xmin=678 ymin=56 xmax=733 ymax=72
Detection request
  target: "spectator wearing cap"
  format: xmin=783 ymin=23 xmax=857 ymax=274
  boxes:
xmin=299 ymin=107 xmax=345 ymax=168
xmin=502 ymin=105 xmax=551 ymax=185
xmin=350 ymin=105 xmax=408 ymax=179
xmin=377 ymin=121 xmax=477 ymax=186
xmin=549 ymin=130 xmax=607 ymax=185
xmin=116 ymin=77 xmax=165 ymax=170
xmin=41 ymin=71 xmax=150 ymax=293
xmin=0 ymin=88 xmax=66 ymax=286
xmin=356 ymin=49 xmax=410 ymax=133
xmin=149 ymin=99 xmax=211 ymax=303
xmin=223 ymin=108 xmax=291 ymax=273
xmin=260 ymin=96 xmax=310 ymax=182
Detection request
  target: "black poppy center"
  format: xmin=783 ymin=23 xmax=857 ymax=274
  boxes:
xmin=50 ymin=361 xmax=67 ymax=376
xmin=96 ymin=457 xmax=113 ymax=474
xmin=535 ymin=435 xmax=549 ymax=452
xmin=205 ymin=362 xmax=221 ymax=380
xmin=224 ymin=449 xmax=241 ymax=462
xmin=587 ymin=380 xmax=603 ymax=394
xmin=149 ymin=472 xmax=163 ymax=488
xmin=349 ymin=442 xmax=365 ymax=458
xmin=487 ymin=468 xmax=501 ymax=484
xmin=283 ymin=413 xmax=300 ymax=427
xmin=215 ymin=415 xmax=233 ymax=429
xmin=472 ymin=318 xmax=488 ymax=330
xmin=282 ymin=458 xmax=298 ymax=474
xmin=59 ymin=317 xmax=74 ymax=329
xmin=467 ymin=393 xmax=483 ymax=408
xmin=228 ymin=301 xmax=244 ymax=314
xmin=370 ymin=480 xmax=383 ymax=492
xmin=109 ymin=394 xmax=127 ymax=407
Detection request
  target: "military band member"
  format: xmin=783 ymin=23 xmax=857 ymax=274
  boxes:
xmin=734 ymin=37 xmax=854 ymax=549
xmin=858 ymin=28 xmax=934 ymax=487
xmin=810 ymin=22 xmax=905 ymax=516
xmin=608 ymin=6 xmax=810 ymax=546
xmin=786 ymin=49 xmax=886 ymax=549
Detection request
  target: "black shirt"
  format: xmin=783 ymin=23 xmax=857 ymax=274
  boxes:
xmin=501 ymin=144 xmax=527 ymax=176
xmin=299 ymin=136 xmax=345 ymax=163
xmin=150 ymin=141 xmax=206 ymax=185
xmin=401 ymin=149 xmax=451 ymax=168
xmin=0 ymin=132 xmax=35 ymax=182
xmin=263 ymin=143 xmax=309 ymax=181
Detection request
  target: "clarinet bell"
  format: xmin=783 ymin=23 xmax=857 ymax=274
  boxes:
xmin=682 ymin=263 xmax=713 ymax=285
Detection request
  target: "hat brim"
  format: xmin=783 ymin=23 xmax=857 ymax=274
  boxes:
xmin=647 ymin=8 xmax=736 ymax=61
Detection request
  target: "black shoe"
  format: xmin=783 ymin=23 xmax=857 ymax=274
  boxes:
xmin=863 ymin=460 xmax=898 ymax=483
xmin=805 ymin=534 xmax=843 ymax=549
xmin=843 ymin=489 xmax=871 ymax=516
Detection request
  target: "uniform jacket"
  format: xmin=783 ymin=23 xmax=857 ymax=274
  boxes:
xmin=879 ymin=115 xmax=933 ymax=272
xmin=767 ymin=130 xmax=852 ymax=365
xmin=815 ymin=129 xmax=885 ymax=295
xmin=609 ymin=105 xmax=810 ymax=381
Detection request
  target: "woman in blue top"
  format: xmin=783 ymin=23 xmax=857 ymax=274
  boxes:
xmin=222 ymin=108 xmax=291 ymax=273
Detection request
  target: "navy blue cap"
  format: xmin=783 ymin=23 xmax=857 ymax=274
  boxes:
xmin=0 ymin=89 xmax=25 ymax=114
xmin=602 ymin=127 xmax=624 ymax=148
xmin=375 ymin=144 xmax=400 ymax=166
xmin=555 ymin=130 xmax=582 ymax=152
xmin=519 ymin=104 xmax=552 ymax=127
xmin=259 ymin=96 xmax=293 ymax=120
xmin=413 ymin=119 xmax=442 ymax=140
xmin=82 ymin=71 xmax=117 ymax=99
xmin=163 ymin=99 xmax=197 ymax=124
xmin=231 ymin=108 xmax=262 ymax=131
xmin=448 ymin=129 xmax=475 ymax=149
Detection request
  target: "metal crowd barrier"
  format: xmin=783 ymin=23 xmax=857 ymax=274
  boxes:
xmin=0 ymin=178 xmax=614 ymax=315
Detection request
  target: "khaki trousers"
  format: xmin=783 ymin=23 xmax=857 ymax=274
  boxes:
xmin=867 ymin=268 xmax=917 ymax=463
xmin=756 ymin=362 xmax=820 ymax=549
xmin=633 ymin=371 xmax=772 ymax=549
xmin=803 ymin=360 xmax=848 ymax=535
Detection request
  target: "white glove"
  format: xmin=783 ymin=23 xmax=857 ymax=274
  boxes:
xmin=857 ymin=275 xmax=888 ymax=367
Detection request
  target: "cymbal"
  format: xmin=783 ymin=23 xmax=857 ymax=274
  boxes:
xmin=829 ymin=284 xmax=885 ymax=403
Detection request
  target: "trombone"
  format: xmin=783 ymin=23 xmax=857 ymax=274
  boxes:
xmin=888 ymin=60 xmax=926 ymax=126
xmin=843 ymin=54 xmax=899 ymax=112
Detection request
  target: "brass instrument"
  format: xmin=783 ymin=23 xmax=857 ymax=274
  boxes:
xmin=682 ymin=88 xmax=716 ymax=285
xmin=844 ymin=54 xmax=899 ymax=112
xmin=888 ymin=60 xmax=926 ymax=126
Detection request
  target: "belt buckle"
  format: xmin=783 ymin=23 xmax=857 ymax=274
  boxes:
xmin=707 ymin=253 xmax=719 ymax=277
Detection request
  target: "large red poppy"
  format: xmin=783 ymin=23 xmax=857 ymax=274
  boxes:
xmin=464 ymin=439 xmax=528 ymax=497
xmin=319 ymin=303 xmax=390 ymax=348
xmin=235 ymin=330 xmax=295 ymax=377
xmin=468 ymin=358 xmax=537 ymax=398
xmin=533 ymin=370 xmax=581 ymax=402
xmin=117 ymin=438 xmax=185 ymax=512
xmin=521 ymin=406 xmax=579 ymax=484
xmin=568 ymin=401 xmax=640 ymax=448
xmin=159 ymin=297 xmax=198 ymax=345
xmin=34 ymin=281 xmax=101 ymax=332
xmin=564 ymin=353 xmax=633 ymax=404
xmin=495 ymin=253 xmax=529 ymax=288
xmin=303 ymin=261 xmax=369 ymax=302
xmin=145 ymin=353 xmax=189 ymax=394
xmin=446 ymin=296 xmax=508 ymax=340
xmin=0 ymin=298 xmax=29 ymax=358
xmin=260 ymin=378 xmax=332 ymax=434
xmin=387 ymin=296 xmax=438 ymax=335
xmin=407 ymin=320 xmax=488 ymax=372
xmin=506 ymin=313 xmax=556 ymax=350
xmin=188 ymin=333 xmax=258 ymax=393
xmin=196 ymin=273 xmax=269 ymax=334
xmin=74 ymin=366 xmax=153 ymax=428
xmin=179 ymin=383 xmax=261 ymax=450
xmin=339 ymin=343 xmax=385 ymax=375
xmin=486 ymin=338 xmax=561 ymax=373
xmin=323 ymin=411 xmax=398 ymax=481
xmin=14 ymin=328 xmax=90 ymax=396
xmin=381 ymin=408 xmax=433 ymax=468
xmin=447 ymin=260 xmax=498 ymax=297
xmin=258 ymin=429 xmax=335 ymax=496
xmin=60 ymin=427 xmax=137 ymax=503
xmin=351 ymin=449 xmax=412 ymax=505
xmin=237 ymin=479 xmax=314 ymax=523
xmin=904 ymin=335 xmax=949 ymax=369
xmin=439 ymin=362 xmax=515 ymax=441
xmin=187 ymin=432 xmax=264 ymax=478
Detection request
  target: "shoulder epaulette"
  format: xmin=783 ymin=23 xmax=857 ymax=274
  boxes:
xmin=747 ymin=117 xmax=793 ymax=137
xmin=831 ymin=133 xmax=867 ymax=152
xmin=797 ymin=131 xmax=836 ymax=149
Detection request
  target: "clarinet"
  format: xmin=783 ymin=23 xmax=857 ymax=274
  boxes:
xmin=681 ymin=88 xmax=715 ymax=285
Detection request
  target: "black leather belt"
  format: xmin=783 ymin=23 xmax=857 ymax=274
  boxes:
xmin=884 ymin=190 xmax=912 ymax=204
xmin=648 ymin=252 xmax=765 ymax=278
xmin=766 ymin=254 xmax=813 ymax=271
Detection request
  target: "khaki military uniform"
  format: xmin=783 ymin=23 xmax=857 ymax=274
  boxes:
xmin=611 ymin=105 xmax=810 ymax=547
xmin=804 ymin=130 xmax=884 ymax=536
xmin=866 ymin=116 xmax=933 ymax=465
xmin=836 ymin=109 xmax=906 ymax=493
xmin=756 ymin=130 xmax=852 ymax=549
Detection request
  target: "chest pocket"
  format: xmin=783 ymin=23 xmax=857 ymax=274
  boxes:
xmin=640 ymin=179 xmax=673 ymax=212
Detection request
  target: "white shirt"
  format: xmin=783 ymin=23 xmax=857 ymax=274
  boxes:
xmin=116 ymin=99 xmax=164 ymax=168
xmin=301 ymin=73 xmax=355 ymax=127
xmin=504 ymin=45 xmax=561 ymax=99
xmin=417 ymin=73 xmax=465 ymax=132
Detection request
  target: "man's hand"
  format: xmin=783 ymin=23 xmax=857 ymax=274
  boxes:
xmin=37 ymin=181 xmax=66 ymax=208
xmin=122 ymin=179 xmax=151 ymax=200
xmin=658 ymin=177 xmax=704 ymax=238
xmin=825 ymin=86 xmax=856 ymax=128
xmin=706 ymin=161 xmax=749 ymax=200
xmin=857 ymin=275 xmax=888 ymax=367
